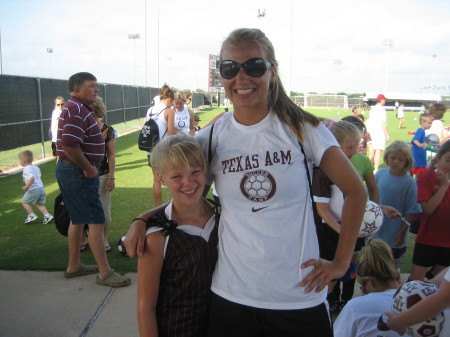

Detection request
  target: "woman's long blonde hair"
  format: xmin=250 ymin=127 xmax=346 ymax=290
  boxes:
xmin=220 ymin=28 xmax=320 ymax=142
xmin=357 ymin=239 xmax=400 ymax=288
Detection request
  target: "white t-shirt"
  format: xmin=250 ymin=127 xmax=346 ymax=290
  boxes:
xmin=152 ymin=95 xmax=161 ymax=105
xmin=196 ymin=109 xmax=338 ymax=309
xmin=51 ymin=108 xmax=62 ymax=142
xmin=174 ymin=106 xmax=190 ymax=134
xmin=367 ymin=104 xmax=387 ymax=150
xmin=426 ymin=119 xmax=444 ymax=141
xmin=22 ymin=165 xmax=43 ymax=191
xmin=334 ymin=289 xmax=402 ymax=337
xmin=397 ymin=107 xmax=404 ymax=119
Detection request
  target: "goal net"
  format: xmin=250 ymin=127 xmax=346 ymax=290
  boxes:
xmin=291 ymin=94 xmax=349 ymax=109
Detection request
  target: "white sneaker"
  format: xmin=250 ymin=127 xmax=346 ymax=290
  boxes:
xmin=24 ymin=214 xmax=38 ymax=224
xmin=42 ymin=214 xmax=54 ymax=224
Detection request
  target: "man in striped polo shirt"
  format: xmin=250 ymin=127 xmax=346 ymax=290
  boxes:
xmin=55 ymin=72 xmax=130 ymax=287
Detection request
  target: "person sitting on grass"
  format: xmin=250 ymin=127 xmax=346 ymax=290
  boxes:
xmin=18 ymin=150 xmax=54 ymax=225
xmin=334 ymin=239 xmax=402 ymax=337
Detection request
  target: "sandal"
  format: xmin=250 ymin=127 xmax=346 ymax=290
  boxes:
xmin=80 ymin=243 xmax=88 ymax=252
xmin=96 ymin=269 xmax=131 ymax=287
xmin=64 ymin=264 xmax=98 ymax=278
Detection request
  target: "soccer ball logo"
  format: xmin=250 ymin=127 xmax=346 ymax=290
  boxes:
xmin=359 ymin=200 xmax=383 ymax=237
xmin=117 ymin=236 xmax=128 ymax=256
xmin=240 ymin=170 xmax=276 ymax=202
xmin=391 ymin=281 xmax=445 ymax=337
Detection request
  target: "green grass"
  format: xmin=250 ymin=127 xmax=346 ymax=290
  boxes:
xmin=0 ymin=107 xmax=417 ymax=273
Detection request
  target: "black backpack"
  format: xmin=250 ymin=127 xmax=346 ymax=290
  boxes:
xmin=138 ymin=107 xmax=167 ymax=151
xmin=54 ymin=193 xmax=70 ymax=236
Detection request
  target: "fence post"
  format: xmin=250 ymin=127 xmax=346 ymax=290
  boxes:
xmin=121 ymin=86 xmax=126 ymax=131
xmin=37 ymin=78 xmax=46 ymax=159
xmin=136 ymin=86 xmax=141 ymax=126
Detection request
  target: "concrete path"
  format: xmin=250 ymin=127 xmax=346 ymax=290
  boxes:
xmin=0 ymin=270 xmax=138 ymax=337
xmin=0 ymin=270 xmax=411 ymax=337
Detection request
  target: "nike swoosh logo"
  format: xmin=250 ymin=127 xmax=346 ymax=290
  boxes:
xmin=252 ymin=206 xmax=269 ymax=213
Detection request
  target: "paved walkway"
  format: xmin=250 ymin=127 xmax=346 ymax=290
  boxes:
xmin=0 ymin=270 xmax=138 ymax=337
xmin=0 ymin=270 xmax=411 ymax=337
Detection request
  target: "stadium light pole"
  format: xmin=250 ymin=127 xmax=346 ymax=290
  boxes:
xmin=430 ymin=54 xmax=437 ymax=94
xmin=257 ymin=8 xmax=266 ymax=23
xmin=46 ymin=48 xmax=53 ymax=79
xmin=128 ymin=33 xmax=140 ymax=86
xmin=382 ymin=38 xmax=394 ymax=94
xmin=144 ymin=0 xmax=148 ymax=86
xmin=288 ymin=0 xmax=293 ymax=97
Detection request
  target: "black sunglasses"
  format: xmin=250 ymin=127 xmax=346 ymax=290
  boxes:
xmin=219 ymin=58 xmax=272 ymax=80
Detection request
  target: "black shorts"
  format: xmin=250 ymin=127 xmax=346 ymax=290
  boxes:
xmin=412 ymin=242 xmax=450 ymax=267
xmin=318 ymin=224 xmax=365 ymax=260
xmin=207 ymin=293 xmax=332 ymax=337
xmin=391 ymin=246 xmax=407 ymax=264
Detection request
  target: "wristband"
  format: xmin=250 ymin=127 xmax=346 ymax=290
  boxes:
xmin=108 ymin=177 xmax=115 ymax=179
xmin=133 ymin=217 xmax=148 ymax=225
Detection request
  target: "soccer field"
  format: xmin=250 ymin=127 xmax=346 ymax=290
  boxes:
xmin=0 ymin=106 xmax=417 ymax=273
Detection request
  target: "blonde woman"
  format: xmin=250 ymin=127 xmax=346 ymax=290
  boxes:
xmin=334 ymin=239 xmax=402 ymax=337
xmin=173 ymin=92 xmax=195 ymax=136
xmin=127 ymin=28 xmax=366 ymax=337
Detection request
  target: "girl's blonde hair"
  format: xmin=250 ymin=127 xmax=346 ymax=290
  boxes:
xmin=150 ymin=134 xmax=207 ymax=175
xmin=173 ymin=92 xmax=187 ymax=102
xmin=357 ymin=239 xmax=400 ymax=287
xmin=383 ymin=140 xmax=413 ymax=174
xmin=220 ymin=28 xmax=320 ymax=142
xmin=330 ymin=120 xmax=361 ymax=145
xmin=91 ymin=96 xmax=106 ymax=119
xmin=430 ymin=139 xmax=450 ymax=168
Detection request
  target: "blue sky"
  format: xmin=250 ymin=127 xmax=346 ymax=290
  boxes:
xmin=1 ymin=0 xmax=449 ymax=95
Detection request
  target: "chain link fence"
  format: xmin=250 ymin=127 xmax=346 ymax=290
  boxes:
xmin=0 ymin=74 xmax=214 ymax=171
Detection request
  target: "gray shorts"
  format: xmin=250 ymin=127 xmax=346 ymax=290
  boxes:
xmin=22 ymin=187 xmax=46 ymax=205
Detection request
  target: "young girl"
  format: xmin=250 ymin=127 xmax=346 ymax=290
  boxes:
xmin=410 ymin=140 xmax=450 ymax=281
xmin=173 ymin=92 xmax=195 ymax=135
xmin=313 ymin=120 xmax=366 ymax=315
xmin=355 ymin=114 xmax=372 ymax=156
xmin=372 ymin=141 xmax=420 ymax=266
xmin=334 ymin=239 xmax=402 ymax=337
xmin=427 ymin=103 xmax=449 ymax=143
xmin=137 ymin=134 xmax=219 ymax=337
xmin=341 ymin=115 xmax=379 ymax=203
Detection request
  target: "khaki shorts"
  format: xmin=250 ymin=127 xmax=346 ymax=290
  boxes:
xmin=99 ymin=174 xmax=112 ymax=224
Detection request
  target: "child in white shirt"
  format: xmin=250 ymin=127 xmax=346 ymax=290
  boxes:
xmin=19 ymin=150 xmax=53 ymax=224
